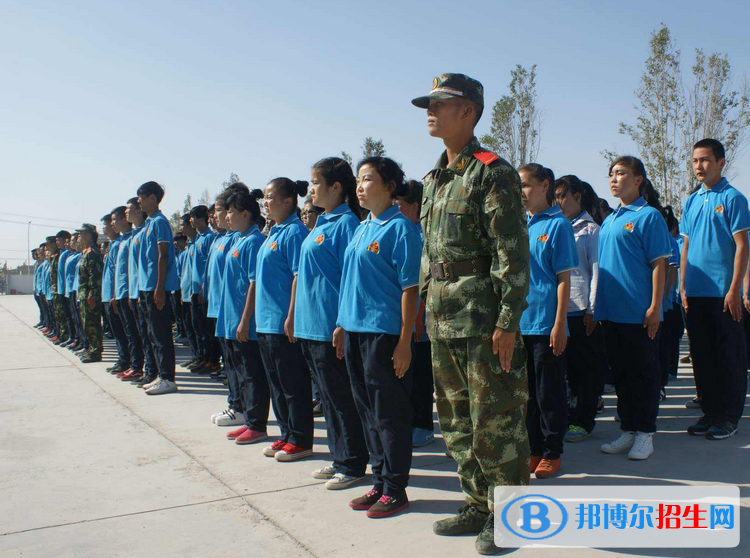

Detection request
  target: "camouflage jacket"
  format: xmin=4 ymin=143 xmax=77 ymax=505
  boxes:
xmin=78 ymin=246 xmax=103 ymax=302
xmin=420 ymin=137 xmax=529 ymax=339
xmin=49 ymin=253 xmax=60 ymax=295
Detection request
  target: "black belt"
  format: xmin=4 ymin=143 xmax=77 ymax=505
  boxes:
xmin=429 ymin=257 xmax=492 ymax=281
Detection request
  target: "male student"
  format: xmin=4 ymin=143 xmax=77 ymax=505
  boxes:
xmin=681 ymin=138 xmax=750 ymax=441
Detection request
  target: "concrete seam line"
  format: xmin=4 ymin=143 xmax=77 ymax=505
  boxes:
xmin=0 ymin=301 xmax=321 ymax=558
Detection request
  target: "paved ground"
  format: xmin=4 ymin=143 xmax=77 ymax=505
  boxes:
xmin=0 ymin=295 xmax=747 ymax=557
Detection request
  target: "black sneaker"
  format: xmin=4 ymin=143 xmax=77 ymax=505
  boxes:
xmin=706 ymin=421 xmax=738 ymax=440
xmin=313 ymin=400 xmax=324 ymax=417
xmin=475 ymin=513 xmax=507 ymax=555
xmin=659 ymin=387 xmax=667 ymax=402
xmin=349 ymin=488 xmax=383 ymax=510
xmin=433 ymin=505 xmax=489 ymax=536
xmin=687 ymin=416 xmax=715 ymax=436
xmin=365 ymin=494 xmax=409 ymax=518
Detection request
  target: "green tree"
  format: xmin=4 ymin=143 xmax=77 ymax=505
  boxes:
xmin=481 ymin=64 xmax=541 ymax=168
xmin=341 ymin=151 xmax=353 ymax=166
xmin=222 ymin=173 xmax=241 ymax=189
xmin=168 ymin=193 xmax=192 ymax=234
xmin=362 ymin=137 xmax=386 ymax=158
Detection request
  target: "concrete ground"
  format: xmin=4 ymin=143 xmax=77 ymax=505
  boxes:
xmin=0 ymin=295 xmax=747 ymax=558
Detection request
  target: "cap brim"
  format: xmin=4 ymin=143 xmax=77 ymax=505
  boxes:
xmin=411 ymin=92 xmax=456 ymax=109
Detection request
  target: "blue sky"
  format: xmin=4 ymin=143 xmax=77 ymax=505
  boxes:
xmin=2 ymin=0 xmax=750 ymax=265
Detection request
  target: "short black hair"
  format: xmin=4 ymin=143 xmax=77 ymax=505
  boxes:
xmin=190 ymin=205 xmax=209 ymax=221
xmin=693 ymin=138 xmax=725 ymax=161
xmin=126 ymin=197 xmax=139 ymax=206
xmin=136 ymin=181 xmax=165 ymax=203
xmin=101 ymin=212 xmax=113 ymax=223
xmin=111 ymin=206 xmax=127 ymax=219
xmin=173 ymin=234 xmax=187 ymax=242
xmin=55 ymin=230 xmax=71 ymax=240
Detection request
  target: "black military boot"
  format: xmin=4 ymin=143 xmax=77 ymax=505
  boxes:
xmin=433 ymin=505 xmax=488 ymax=536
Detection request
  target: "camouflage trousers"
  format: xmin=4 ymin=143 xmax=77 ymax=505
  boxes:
xmin=431 ymin=334 xmax=530 ymax=513
xmin=53 ymin=295 xmax=69 ymax=340
xmin=79 ymin=299 xmax=103 ymax=355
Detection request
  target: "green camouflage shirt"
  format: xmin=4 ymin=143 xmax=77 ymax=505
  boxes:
xmin=78 ymin=246 xmax=103 ymax=302
xmin=49 ymin=253 xmax=60 ymax=295
xmin=420 ymin=137 xmax=529 ymax=339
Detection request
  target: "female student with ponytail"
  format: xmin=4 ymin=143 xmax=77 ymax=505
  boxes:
xmin=595 ymin=156 xmax=672 ymax=461
xmin=334 ymin=156 xmax=421 ymax=518
xmin=215 ymin=189 xmax=271 ymax=445
xmin=293 ymin=157 xmax=369 ymax=490
xmin=256 ymin=178 xmax=314 ymax=462
xmin=518 ymin=164 xmax=578 ymax=479
xmin=555 ymin=175 xmax=608 ymax=443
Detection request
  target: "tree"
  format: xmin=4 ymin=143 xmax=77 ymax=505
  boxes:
xmin=168 ymin=193 xmax=192 ymax=234
xmin=197 ymin=189 xmax=211 ymax=207
xmin=341 ymin=151 xmax=353 ymax=166
xmin=222 ymin=173 xmax=241 ymax=189
xmin=481 ymin=64 xmax=541 ymax=168
xmin=362 ymin=137 xmax=386 ymax=158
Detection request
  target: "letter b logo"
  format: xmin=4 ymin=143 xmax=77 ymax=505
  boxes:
xmin=520 ymin=502 xmax=551 ymax=533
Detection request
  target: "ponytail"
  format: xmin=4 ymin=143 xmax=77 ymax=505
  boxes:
xmin=554 ymin=175 xmax=604 ymax=225
xmin=519 ymin=163 xmax=555 ymax=206
xmin=227 ymin=189 xmax=264 ymax=223
xmin=270 ymin=177 xmax=309 ymax=201
xmin=312 ymin=157 xmax=361 ymax=218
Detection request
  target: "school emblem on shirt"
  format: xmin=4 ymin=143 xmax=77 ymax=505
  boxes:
xmin=624 ymin=222 xmax=635 ymax=232
xmin=715 ymin=205 xmax=724 ymax=213
xmin=314 ymin=234 xmax=325 ymax=245
xmin=537 ymin=233 xmax=548 ymax=243
xmin=366 ymin=241 xmax=380 ymax=254
xmin=231 ymin=249 xmax=240 ymax=258
xmin=269 ymin=241 xmax=278 ymax=251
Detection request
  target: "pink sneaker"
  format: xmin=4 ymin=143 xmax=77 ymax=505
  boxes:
xmin=235 ymin=429 xmax=268 ymax=445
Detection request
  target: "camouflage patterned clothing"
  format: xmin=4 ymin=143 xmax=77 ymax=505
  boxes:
xmin=49 ymin=253 xmax=60 ymax=296
xmin=420 ymin=136 xmax=530 ymax=513
xmin=49 ymin=253 xmax=70 ymax=340
xmin=78 ymin=246 xmax=103 ymax=354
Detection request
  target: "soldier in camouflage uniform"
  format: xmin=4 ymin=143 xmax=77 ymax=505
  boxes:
xmin=48 ymin=235 xmax=71 ymax=343
xmin=412 ymin=74 xmax=530 ymax=555
xmin=77 ymin=224 xmax=104 ymax=363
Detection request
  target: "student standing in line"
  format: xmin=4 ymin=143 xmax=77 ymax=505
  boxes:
xmin=294 ymin=157 xmax=370 ymax=490
xmin=64 ymin=234 xmax=84 ymax=351
xmin=189 ymin=205 xmax=220 ymax=374
xmin=58 ymin=235 xmax=78 ymax=349
xmin=217 ymin=190 xmax=271 ymax=445
xmin=256 ymin=177 xmax=314 ymax=462
xmin=76 ymin=224 xmax=104 ymax=363
xmin=172 ymin=234 xmax=187 ymax=342
xmin=554 ymin=176 xmax=608 ymax=444
xmin=71 ymin=237 xmax=88 ymax=354
xmin=32 ymin=249 xmax=44 ymax=327
xmin=52 ymin=231 xmax=73 ymax=345
xmin=681 ymin=138 xmax=749 ymax=440
xmin=101 ymin=212 xmax=130 ymax=374
xmin=334 ymin=156 xmax=421 ymax=518
xmin=395 ymin=179 xmax=436 ymax=448
xmin=595 ymin=156 xmax=671 ymax=460
xmin=518 ymin=164 xmax=578 ymax=479
xmin=136 ymin=181 xmax=180 ymax=396
xmin=178 ymin=214 xmax=200 ymax=369
xmin=209 ymin=183 xmax=249 ymax=427
xmin=111 ymin=205 xmax=145 ymax=383
xmin=43 ymin=238 xmax=58 ymax=339
xmin=658 ymin=206 xmax=682 ymax=397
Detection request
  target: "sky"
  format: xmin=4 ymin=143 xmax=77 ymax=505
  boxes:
xmin=2 ymin=0 xmax=750 ymax=267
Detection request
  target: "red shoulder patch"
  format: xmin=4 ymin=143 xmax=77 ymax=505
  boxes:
xmin=473 ymin=150 xmax=500 ymax=166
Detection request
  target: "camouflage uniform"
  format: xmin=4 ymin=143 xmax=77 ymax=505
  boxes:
xmin=78 ymin=244 xmax=104 ymax=355
xmin=50 ymin=252 xmax=69 ymax=340
xmin=417 ymin=75 xmax=531 ymax=514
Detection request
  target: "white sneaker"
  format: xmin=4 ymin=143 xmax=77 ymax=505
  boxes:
xmin=325 ymin=473 xmax=365 ymax=490
xmin=142 ymin=378 xmax=159 ymax=390
xmin=145 ymin=379 xmax=178 ymax=395
xmin=311 ymin=465 xmax=337 ymax=480
xmin=628 ymin=432 xmax=654 ymax=460
xmin=216 ymin=410 xmax=245 ymax=427
xmin=601 ymin=431 xmax=635 ymax=454
xmin=211 ymin=409 xmax=229 ymax=424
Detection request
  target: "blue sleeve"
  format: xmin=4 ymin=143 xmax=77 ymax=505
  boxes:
xmin=286 ymin=228 xmax=306 ymax=275
xmin=726 ymin=192 xmax=750 ymax=235
xmin=551 ymin=221 xmax=579 ymax=274
xmin=392 ymin=225 xmax=422 ymax=289
xmin=247 ymin=238 xmax=260 ymax=282
xmin=155 ymin=218 xmax=172 ymax=244
xmin=644 ymin=211 xmax=673 ymax=262
xmin=669 ymin=237 xmax=680 ymax=266
xmin=336 ymin=217 xmax=358 ymax=266
xmin=680 ymin=196 xmax=693 ymax=238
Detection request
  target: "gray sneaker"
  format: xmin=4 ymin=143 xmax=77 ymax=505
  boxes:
xmin=311 ymin=465 xmax=337 ymax=480
xmin=324 ymin=473 xmax=365 ymax=490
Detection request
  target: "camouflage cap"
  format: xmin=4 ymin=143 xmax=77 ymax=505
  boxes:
xmin=411 ymin=73 xmax=484 ymax=109
xmin=76 ymin=223 xmax=97 ymax=236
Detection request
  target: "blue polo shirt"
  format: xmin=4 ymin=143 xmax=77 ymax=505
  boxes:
xmin=102 ymin=236 xmax=121 ymax=302
xmin=664 ymin=235 xmax=680 ymax=311
xmin=520 ymin=205 xmax=579 ymax=336
xmin=138 ymin=210 xmax=179 ymax=293
xmin=295 ymin=204 xmax=359 ymax=341
xmin=43 ymin=262 xmax=53 ymax=300
xmin=207 ymin=231 xmax=238 ymax=318
xmin=115 ymin=230 xmax=132 ymax=300
xmin=337 ymin=205 xmax=422 ymax=335
xmin=595 ymin=197 xmax=672 ymax=324
xmin=128 ymin=224 xmax=145 ymax=299
xmin=191 ymin=228 xmax=216 ymax=295
xmin=180 ymin=239 xmax=195 ymax=299
xmin=65 ymin=252 xmax=81 ymax=296
xmin=215 ymin=226 xmax=264 ymax=341
xmin=256 ymin=213 xmax=309 ymax=335
xmin=56 ymin=250 xmax=69 ymax=294
xmin=680 ymin=178 xmax=750 ymax=297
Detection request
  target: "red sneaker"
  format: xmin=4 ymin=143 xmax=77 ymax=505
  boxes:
xmin=227 ymin=426 xmax=248 ymax=440
xmin=235 ymin=429 xmax=268 ymax=445
xmin=275 ymin=443 xmax=313 ymax=462
xmin=42 ymin=328 xmax=51 ymax=334
xmin=121 ymin=370 xmax=143 ymax=382
xmin=116 ymin=369 xmax=132 ymax=378
xmin=262 ymin=439 xmax=288 ymax=457
xmin=50 ymin=336 xmax=59 ymax=342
